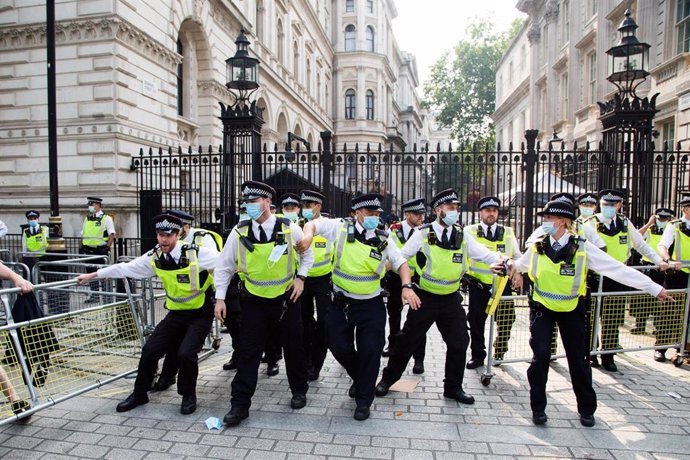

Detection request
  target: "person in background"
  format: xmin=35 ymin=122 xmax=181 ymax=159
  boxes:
xmin=21 ymin=210 xmax=49 ymax=272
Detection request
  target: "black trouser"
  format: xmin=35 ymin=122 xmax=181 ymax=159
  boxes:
xmin=301 ymin=274 xmax=331 ymax=373
xmin=382 ymin=289 xmax=469 ymax=393
xmin=224 ymin=274 xmax=243 ymax=362
xmin=230 ymin=293 xmax=308 ymax=409
xmin=600 ymin=277 xmax=629 ymax=356
xmin=527 ymin=300 xmax=597 ymax=417
xmin=385 ymin=272 xmax=425 ymax=361
xmin=133 ymin=294 xmax=214 ymax=397
xmin=663 ymin=271 xmax=689 ymax=352
xmin=327 ymin=293 xmax=386 ymax=408
xmin=467 ymin=279 xmax=514 ymax=360
xmin=628 ymin=263 xmax=664 ymax=334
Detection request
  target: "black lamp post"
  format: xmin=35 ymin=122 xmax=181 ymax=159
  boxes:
xmin=598 ymin=10 xmax=657 ymax=227
xmin=219 ymin=29 xmax=264 ymax=236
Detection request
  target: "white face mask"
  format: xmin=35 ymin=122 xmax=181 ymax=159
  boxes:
xmin=579 ymin=206 xmax=595 ymax=218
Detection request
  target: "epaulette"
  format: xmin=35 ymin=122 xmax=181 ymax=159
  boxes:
xmin=277 ymin=217 xmax=291 ymax=226
xmin=419 ymin=223 xmax=433 ymax=230
xmin=237 ymin=220 xmax=250 ymax=228
xmin=375 ymin=229 xmax=389 ymax=239
xmin=145 ymin=244 xmax=160 ymax=257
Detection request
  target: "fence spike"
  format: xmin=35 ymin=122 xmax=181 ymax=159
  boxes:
xmin=366 ymin=143 xmax=371 ymax=153
xmin=573 ymin=141 xmax=579 ymax=151
xmin=355 ymin=143 xmax=359 ymax=153
xmin=157 ymin=146 xmax=163 ymax=155
xmin=378 ymin=143 xmax=382 ymax=153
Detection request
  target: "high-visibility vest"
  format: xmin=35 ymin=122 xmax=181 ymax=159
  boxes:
xmin=390 ymin=223 xmax=418 ymax=274
xmin=642 ymin=226 xmax=664 ymax=264
xmin=416 ymin=225 xmax=467 ymax=295
xmin=587 ymin=214 xmax=631 ymax=262
xmin=466 ymin=224 xmax=514 ymax=285
xmin=236 ymin=218 xmax=295 ymax=299
xmin=308 ymin=233 xmax=334 ymax=277
xmin=528 ymin=235 xmax=587 ymax=312
xmin=150 ymin=244 xmax=213 ymax=310
xmin=189 ymin=228 xmax=223 ymax=252
xmin=672 ymin=220 xmax=690 ymax=273
xmin=23 ymin=226 xmax=49 ymax=254
xmin=331 ymin=221 xmax=387 ymax=295
xmin=82 ymin=215 xmax=110 ymax=247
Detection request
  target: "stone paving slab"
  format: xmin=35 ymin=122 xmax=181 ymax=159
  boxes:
xmin=1 ymin=324 xmax=690 ymax=459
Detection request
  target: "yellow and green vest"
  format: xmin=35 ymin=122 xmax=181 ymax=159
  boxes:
xmin=642 ymin=225 xmax=664 ymax=264
xmin=587 ymin=214 xmax=631 ymax=263
xmin=528 ymin=235 xmax=587 ymax=312
xmin=82 ymin=214 xmax=110 ymax=247
xmin=672 ymin=220 xmax=690 ymax=273
xmin=466 ymin=224 xmax=514 ymax=285
xmin=236 ymin=218 xmax=295 ymax=299
xmin=150 ymin=244 xmax=213 ymax=310
xmin=332 ymin=221 xmax=387 ymax=295
xmin=390 ymin=223 xmax=418 ymax=274
xmin=23 ymin=226 xmax=49 ymax=254
xmin=416 ymin=224 xmax=467 ymax=295
xmin=190 ymin=228 xmax=223 ymax=252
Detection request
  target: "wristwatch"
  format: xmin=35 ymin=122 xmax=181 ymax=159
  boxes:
xmin=402 ymin=283 xmax=415 ymax=289
xmin=296 ymin=274 xmax=307 ymax=281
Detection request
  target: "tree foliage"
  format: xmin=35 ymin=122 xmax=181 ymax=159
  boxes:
xmin=424 ymin=17 xmax=524 ymax=147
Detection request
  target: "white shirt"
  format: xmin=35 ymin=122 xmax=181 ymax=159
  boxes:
xmin=80 ymin=211 xmax=116 ymax=237
xmin=314 ymin=217 xmax=407 ymax=299
xmin=96 ymin=242 xmax=218 ymax=280
xmin=400 ymin=221 xmax=503 ymax=267
xmin=513 ymin=237 xmax=663 ymax=297
xmin=658 ymin=217 xmax=690 ymax=252
xmin=185 ymin=227 xmax=221 ymax=255
xmin=214 ymin=215 xmax=314 ymax=299
xmin=400 ymin=220 xmax=416 ymax=241
xmin=526 ymin=222 xmax=605 ymax=249
xmin=0 ymin=220 xmax=7 ymax=238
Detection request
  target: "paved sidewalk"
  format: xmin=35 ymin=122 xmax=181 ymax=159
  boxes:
xmin=1 ymin=326 xmax=689 ymax=459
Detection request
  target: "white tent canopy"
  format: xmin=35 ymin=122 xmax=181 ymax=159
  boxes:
xmin=498 ymin=170 xmax=588 ymax=207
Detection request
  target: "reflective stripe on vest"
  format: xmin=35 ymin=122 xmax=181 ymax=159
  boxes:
xmin=528 ymin=237 xmax=587 ymax=312
xmin=417 ymin=226 xmax=467 ymax=295
xmin=331 ymin=222 xmax=386 ymax=295
xmin=673 ymin=222 xmax=690 ymax=273
xmin=150 ymin=245 xmax=212 ymax=310
xmin=466 ymin=224 xmax=513 ymax=285
xmin=391 ymin=227 xmax=418 ymax=273
xmin=237 ymin=221 xmax=294 ymax=298
xmin=643 ymin=230 xmax=663 ymax=264
xmin=82 ymin=215 xmax=109 ymax=247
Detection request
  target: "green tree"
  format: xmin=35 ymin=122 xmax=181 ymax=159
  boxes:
xmin=424 ymin=17 xmax=524 ymax=147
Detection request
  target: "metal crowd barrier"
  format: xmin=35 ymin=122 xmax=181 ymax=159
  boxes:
xmin=0 ymin=249 xmax=10 ymax=262
xmin=479 ymin=265 xmax=690 ymax=386
xmin=0 ymin=279 xmax=143 ymax=425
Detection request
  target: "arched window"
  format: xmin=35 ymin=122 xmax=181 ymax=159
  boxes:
xmin=345 ymin=25 xmax=356 ymax=51
xmin=277 ymin=19 xmax=285 ymax=65
xmin=365 ymin=90 xmax=374 ymax=120
xmin=176 ymin=39 xmax=183 ymax=116
xmin=346 ymin=0 xmax=354 ymax=12
xmin=365 ymin=26 xmax=375 ymax=52
xmin=345 ymin=89 xmax=356 ymax=119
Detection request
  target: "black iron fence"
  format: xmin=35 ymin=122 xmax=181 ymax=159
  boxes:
xmin=130 ymin=130 xmax=690 ymax=244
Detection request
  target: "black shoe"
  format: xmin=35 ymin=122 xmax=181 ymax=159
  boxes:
xmin=266 ymin=363 xmax=280 ymax=377
xmin=180 ymin=394 xmax=196 ymax=415
xmin=532 ymin=412 xmax=548 ymax=425
xmin=412 ymin=360 xmax=424 ymax=374
xmin=630 ymin=326 xmax=645 ymax=335
xmin=306 ymin=366 xmax=320 ymax=382
xmin=150 ymin=376 xmax=175 ymax=392
xmin=602 ymin=357 xmax=618 ymax=372
xmin=382 ymin=345 xmax=392 ymax=357
xmin=116 ymin=393 xmax=149 ymax=412
xmin=223 ymin=407 xmax=249 ymax=426
xmin=348 ymin=383 xmax=356 ymax=398
xmin=222 ymin=357 xmax=238 ymax=371
xmin=580 ymin=414 xmax=596 ymax=427
xmin=443 ymin=389 xmax=475 ymax=405
xmin=465 ymin=359 xmax=483 ymax=370
xmin=290 ymin=393 xmax=307 ymax=409
xmin=492 ymin=354 xmax=504 ymax=367
xmin=589 ymin=356 xmax=600 ymax=368
xmin=11 ymin=400 xmax=30 ymax=415
xmin=353 ymin=406 xmax=370 ymax=421
xmin=654 ymin=350 xmax=666 ymax=362
xmin=375 ymin=381 xmax=391 ymax=397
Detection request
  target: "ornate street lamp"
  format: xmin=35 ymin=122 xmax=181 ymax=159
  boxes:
xmin=225 ymin=29 xmax=260 ymax=105
xmin=606 ymin=10 xmax=651 ymax=98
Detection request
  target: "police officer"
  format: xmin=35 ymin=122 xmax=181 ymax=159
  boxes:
xmin=298 ymin=189 xmax=333 ymax=381
xmin=506 ymin=200 xmax=671 ymax=427
xmin=584 ymin=189 xmax=668 ymax=371
xmin=21 ymin=210 xmax=49 ymax=272
xmin=465 ymin=196 xmax=522 ymax=368
xmin=657 ymin=197 xmax=690 ymax=361
xmin=526 ymin=193 xmax=605 ymax=248
xmin=577 ymin=193 xmax=598 ymax=221
xmin=280 ymin=193 xmax=301 ymax=222
xmin=300 ymin=193 xmax=421 ymax=421
xmin=77 ymin=214 xmax=218 ymax=415
xmin=214 ymin=181 xmax=314 ymax=426
xmin=384 ymin=198 xmax=427 ymax=374
xmin=81 ymin=197 xmax=116 ymax=255
xmin=375 ymin=189 xmax=504 ymax=405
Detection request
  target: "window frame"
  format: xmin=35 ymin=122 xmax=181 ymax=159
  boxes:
xmin=365 ymin=89 xmax=374 ymax=120
xmin=345 ymin=24 xmax=356 ymax=51
xmin=345 ymin=88 xmax=356 ymax=119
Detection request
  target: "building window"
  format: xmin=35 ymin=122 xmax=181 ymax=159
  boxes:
xmin=293 ymin=41 xmax=299 ymax=79
xmin=520 ymin=45 xmax=526 ymax=72
xmin=367 ymin=0 xmax=374 ymax=13
xmin=366 ymin=90 xmax=374 ymax=120
xmin=365 ymin=26 xmax=375 ymax=52
xmin=662 ymin=119 xmax=676 ymax=149
xmin=508 ymin=61 xmax=513 ymax=85
xmin=306 ymin=59 xmax=312 ymax=95
xmin=345 ymin=25 xmax=356 ymax=51
xmin=561 ymin=0 xmax=569 ymax=45
xmin=586 ymin=0 xmax=596 ymax=18
xmin=345 ymin=89 xmax=356 ymax=119
xmin=678 ymin=0 xmax=690 ymax=54
xmin=277 ymin=19 xmax=285 ymax=65
xmin=346 ymin=0 xmax=354 ymax=12
xmin=256 ymin=0 xmax=264 ymax=40
xmin=560 ymin=73 xmax=569 ymax=119
xmin=542 ymin=24 xmax=548 ymax=62
xmin=176 ymin=39 xmax=183 ymax=116
xmin=588 ymin=51 xmax=596 ymax=104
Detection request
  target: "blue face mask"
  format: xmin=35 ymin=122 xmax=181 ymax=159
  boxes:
xmin=579 ymin=206 xmax=595 ymax=218
xmin=362 ymin=215 xmax=380 ymax=230
xmin=542 ymin=222 xmax=557 ymax=235
xmin=601 ymin=205 xmax=617 ymax=219
xmin=88 ymin=206 xmax=96 ymax=214
xmin=239 ymin=213 xmax=249 ymax=222
xmin=442 ymin=210 xmax=458 ymax=226
xmin=283 ymin=211 xmax=298 ymax=222
xmin=28 ymin=220 xmax=38 ymax=228
xmin=245 ymin=202 xmax=263 ymax=220
xmin=302 ymin=209 xmax=314 ymax=221
xmin=657 ymin=220 xmax=668 ymax=230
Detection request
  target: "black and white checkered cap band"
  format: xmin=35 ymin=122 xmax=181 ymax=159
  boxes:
xmin=600 ymin=192 xmax=622 ymax=201
xmin=353 ymin=198 xmax=382 ymax=210
xmin=579 ymin=196 xmax=597 ymax=205
xmin=155 ymin=219 xmax=182 ymax=232
xmin=479 ymin=199 xmax=500 ymax=209
xmin=402 ymin=203 xmax=426 ymax=213
xmin=301 ymin=193 xmax=323 ymax=203
xmin=656 ymin=210 xmax=674 ymax=218
xmin=432 ymin=192 xmax=458 ymax=208
xmin=281 ymin=197 xmax=300 ymax=206
xmin=554 ymin=196 xmax=574 ymax=204
xmin=242 ymin=186 xmax=272 ymax=198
